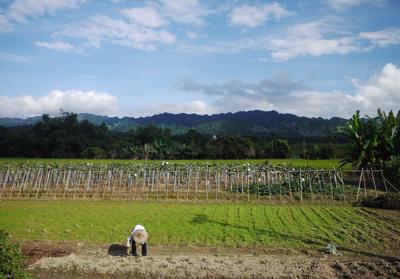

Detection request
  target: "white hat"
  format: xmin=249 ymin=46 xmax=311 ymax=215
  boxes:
xmin=133 ymin=229 xmax=148 ymax=244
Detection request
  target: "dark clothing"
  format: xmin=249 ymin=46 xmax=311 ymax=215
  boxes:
xmin=130 ymin=238 xmax=147 ymax=256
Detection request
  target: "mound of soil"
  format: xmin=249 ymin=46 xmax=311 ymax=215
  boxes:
xmin=27 ymin=245 xmax=400 ymax=279
xmin=22 ymin=242 xmax=75 ymax=265
xmin=332 ymin=260 xmax=400 ymax=278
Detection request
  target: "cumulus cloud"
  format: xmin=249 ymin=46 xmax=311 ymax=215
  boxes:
xmin=0 ymin=0 xmax=86 ymax=32
xmin=161 ymin=0 xmax=207 ymax=26
xmin=120 ymin=6 xmax=166 ymax=28
xmin=176 ymin=73 xmax=305 ymax=113
xmin=264 ymin=20 xmax=360 ymax=61
xmin=176 ymin=63 xmax=400 ymax=118
xmin=0 ymin=90 xmax=118 ymax=118
xmin=62 ymin=15 xmax=176 ymax=51
xmin=7 ymin=0 xmax=85 ymax=23
xmin=33 ymin=41 xmax=77 ymax=52
xmin=327 ymin=0 xmax=385 ymax=10
xmin=230 ymin=2 xmax=292 ymax=28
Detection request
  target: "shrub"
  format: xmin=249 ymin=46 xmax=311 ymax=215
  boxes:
xmin=360 ymin=194 xmax=400 ymax=210
xmin=0 ymin=230 xmax=32 ymax=279
xmin=384 ymin=156 xmax=400 ymax=185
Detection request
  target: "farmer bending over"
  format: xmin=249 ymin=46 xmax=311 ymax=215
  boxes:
xmin=126 ymin=224 xmax=148 ymax=256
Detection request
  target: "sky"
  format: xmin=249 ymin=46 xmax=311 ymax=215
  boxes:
xmin=0 ymin=0 xmax=399 ymax=119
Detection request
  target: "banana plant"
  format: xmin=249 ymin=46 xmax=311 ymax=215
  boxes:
xmin=341 ymin=111 xmax=379 ymax=169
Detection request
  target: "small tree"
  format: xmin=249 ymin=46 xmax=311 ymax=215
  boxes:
xmin=271 ymin=139 xmax=290 ymax=158
xmin=0 ymin=230 xmax=32 ymax=278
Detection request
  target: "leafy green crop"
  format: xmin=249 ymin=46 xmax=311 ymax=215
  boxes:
xmin=1 ymin=201 xmax=398 ymax=252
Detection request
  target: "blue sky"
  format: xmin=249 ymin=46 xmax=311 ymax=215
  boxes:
xmin=0 ymin=0 xmax=399 ymax=118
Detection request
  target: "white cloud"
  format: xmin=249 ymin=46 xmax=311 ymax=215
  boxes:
xmin=161 ymin=0 xmax=207 ymax=26
xmin=178 ymin=38 xmax=257 ymax=54
xmin=136 ymin=100 xmax=212 ymax=116
xmin=7 ymin=0 xmax=85 ymax=23
xmin=0 ymin=0 xmax=86 ymax=32
xmin=355 ymin=63 xmax=400 ymax=113
xmin=176 ymin=63 xmax=400 ymax=118
xmin=0 ymin=14 xmax=13 ymax=32
xmin=33 ymin=41 xmax=77 ymax=52
xmin=264 ymin=20 xmax=360 ymax=61
xmin=359 ymin=28 xmax=400 ymax=47
xmin=63 ymin=15 xmax=176 ymax=51
xmin=0 ymin=90 xmax=118 ymax=118
xmin=120 ymin=6 xmax=166 ymax=28
xmin=230 ymin=2 xmax=292 ymax=28
xmin=327 ymin=0 xmax=384 ymax=10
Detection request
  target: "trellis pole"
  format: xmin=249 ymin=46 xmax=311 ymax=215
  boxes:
xmin=195 ymin=167 xmax=199 ymax=200
xmin=299 ymin=169 xmax=303 ymax=202
xmin=18 ymin=168 xmax=30 ymax=198
xmin=308 ymin=171 xmax=313 ymax=200
xmin=370 ymin=169 xmax=378 ymax=197
xmin=9 ymin=170 xmax=21 ymax=199
xmin=287 ymin=171 xmax=293 ymax=201
xmin=362 ymin=169 xmax=367 ymax=198
xmin=176 ymin=169 xmax=180 ymax=200
xmin=329 ymin=170 xmax=334 ymax=201
xmin=63 ymin=169 xmax=71 ymax=198
xmin=186 ymin=166 xmax=191 ymax=201
xmin=356 ymin=168 xmax=363 ymax=202
xmin=380 ymin=170 xmax=388 ymax=193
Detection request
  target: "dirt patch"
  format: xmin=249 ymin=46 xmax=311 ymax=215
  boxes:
xmin=22 ymin=242 xmax=75 ymax=265
xmin=332 ymin=260 xmax=400 ymax=278
xmin=27 ymin=245 xmax=400 ymax=279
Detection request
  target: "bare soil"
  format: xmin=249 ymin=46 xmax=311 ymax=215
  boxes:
xmin=24 ymin=242 xmax=400 ymax=278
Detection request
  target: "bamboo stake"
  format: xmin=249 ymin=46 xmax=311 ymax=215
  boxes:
xmin=329 ymin=170 xmax=334 ymax=201
xmin=299 ymin=169 xmax=303 ymax=202
xmin=370 ymin=169 xmax=378 ymax=197
xmin=288 ymin=172 xmax=293 ymax=201
xmin=380 ymin=170 xmax=388 ymax=193
xmin=362 ymin=169 xmax=367 ymax=198
xmin=186 ymin=167 xmax=191 ymax=201
xmin=356 ymin=169 xmax=363 ymax=202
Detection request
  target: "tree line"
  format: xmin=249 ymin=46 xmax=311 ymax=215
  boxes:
xmin=0 ymin=113 xmax=344 ymax=160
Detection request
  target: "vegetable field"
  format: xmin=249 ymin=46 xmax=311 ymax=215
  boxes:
xmin=1 ymin=201 xmax=399 ymax=251
xmin=0 ymin=166 xmax=391 ymax=204
xmin=0 ymin=161 xmax=394 ymax=202
xmin=0 ymin=158 xmax=349 ymax=169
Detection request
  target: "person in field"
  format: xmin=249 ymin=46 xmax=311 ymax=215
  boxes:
xmin=126 ymin=224 xmax=148 ymax=256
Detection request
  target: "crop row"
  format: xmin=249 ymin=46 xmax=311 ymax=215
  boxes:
xmin=1 ymin=201 xmax=399 ymax=251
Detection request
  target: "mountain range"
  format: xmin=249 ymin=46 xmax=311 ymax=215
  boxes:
xmin=0 ymin=110 xmax=347 ymax=139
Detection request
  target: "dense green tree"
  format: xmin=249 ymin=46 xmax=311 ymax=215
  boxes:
xmin=342 ymin=109 xmax=400 ymax=169
xmin=270 ymin=139 xmax=290 ymax=158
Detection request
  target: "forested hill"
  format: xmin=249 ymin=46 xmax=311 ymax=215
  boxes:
xmin=0 ymin=110 xmax=346 ymax=139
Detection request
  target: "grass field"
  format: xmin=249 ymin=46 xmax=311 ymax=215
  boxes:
xmin=1 ymin=201 xmax=398 ymax=251
xmin=0 ymin=158 xmax=350 ymax=169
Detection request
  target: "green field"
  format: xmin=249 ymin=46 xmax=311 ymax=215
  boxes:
xmin=0 ymin=158 xmax=350 ymax=169
xmin=1 ymin=201 xmax=398 ymax=251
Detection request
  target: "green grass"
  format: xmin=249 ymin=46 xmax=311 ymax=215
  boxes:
xmin=0 ymin=158 xmax=349 ymax=169
xmin=1 ymin=201 xmax=397 ymax=251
